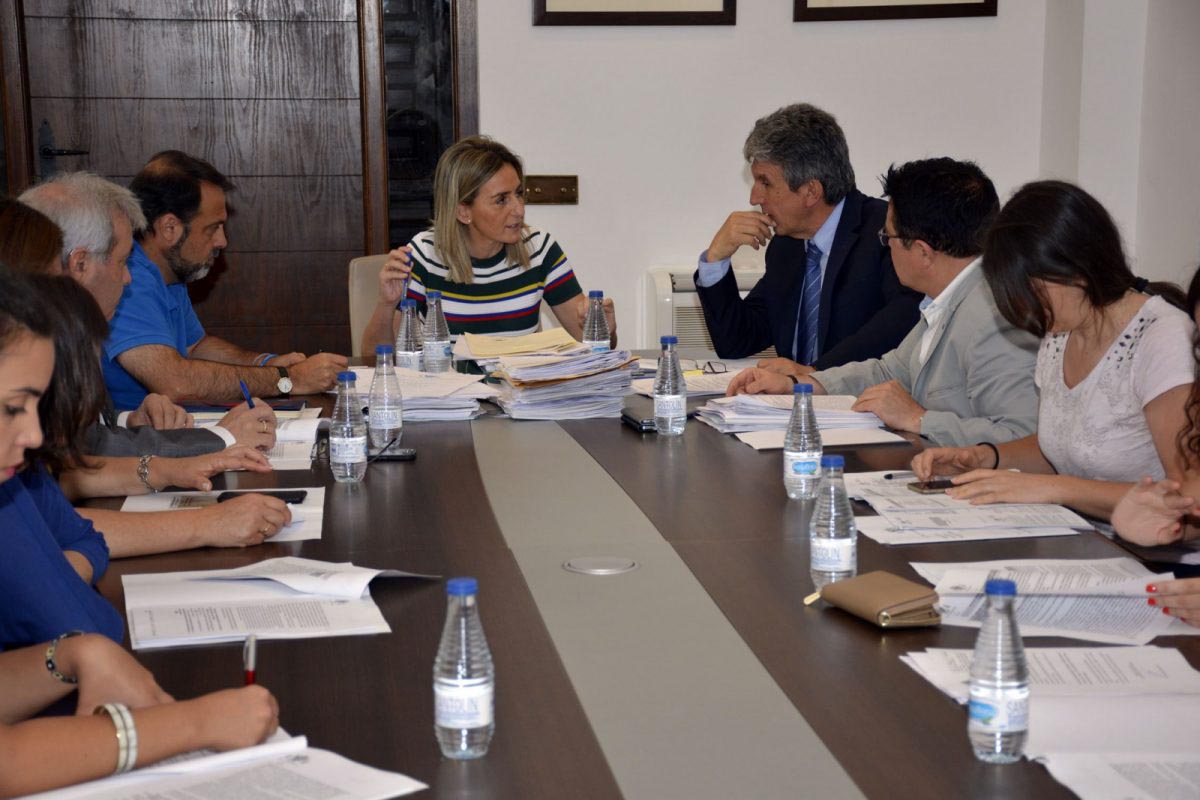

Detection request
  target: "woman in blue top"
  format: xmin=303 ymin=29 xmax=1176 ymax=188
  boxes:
xmin=0 ymin=269 xmax=123 ymax=649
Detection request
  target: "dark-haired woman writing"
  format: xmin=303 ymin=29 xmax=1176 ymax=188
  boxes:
xmin=912 ymin=181 xmax=1193 ymax=519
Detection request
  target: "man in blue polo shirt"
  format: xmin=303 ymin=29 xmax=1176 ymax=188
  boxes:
xmin=104 ymin=151 xmax=347 ymax=409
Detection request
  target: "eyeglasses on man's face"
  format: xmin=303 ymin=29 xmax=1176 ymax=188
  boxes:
xmin=877 ymin=229 xmax=907 ymax=248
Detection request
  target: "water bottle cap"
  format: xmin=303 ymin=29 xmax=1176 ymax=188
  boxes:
xmin=660 ymin=335 xmax=678 ymax=345
xmin=426 ymin=290 xmax=442 ymax=300
xmin=820 ymin=455 xmax=844 ymax=468
xmin=337 ymin=371 xmax=357 ymax=382
xmin=793 ymin=383 xmax=813 ymax=394
xmin=375 ymin=344 xmax=394 ymax=355
xmin=588 ymin=290 xmax=603 ymax=298
xmin=400 ymin=299 xmax=417 ymax=310
xmin=984 ymin=578 xmax=1017 ymax=596
xmin=446 ymin=577 xmax=478 ymax=596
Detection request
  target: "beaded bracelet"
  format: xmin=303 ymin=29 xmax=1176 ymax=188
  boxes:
xmin=136 ymin=454 xmax=157 ymax=493
xmin=44 ymin=629 xmax=84 ymax=684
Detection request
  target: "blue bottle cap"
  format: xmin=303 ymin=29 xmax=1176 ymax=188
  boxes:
xmin=447 ymin=577 xmax=478 ymax=596
xmin=820 ymin=455 xmax=844 ymax=468
xmin=660 ymin=335 xmax=678 ymax=345
xmin=400 ymin=298 xmax=417 ymax=310
xmin=426 ymin=290 xmax=442 ymax=300
xmin=793 ymin=383 xmax=813 ymax=394
xmin=589 ymin=290 xmax=603 ymax=299
xmin=375 ymin=344 xmax=394 ymax=355
xmin=984 ymin=578 xmax=1017 ymax=596
xmin=338 ymin=371 xmax=357 ymax=382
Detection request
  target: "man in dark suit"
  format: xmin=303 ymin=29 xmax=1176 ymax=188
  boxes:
xmin=696 ymin=103 xmax=921 ymax=377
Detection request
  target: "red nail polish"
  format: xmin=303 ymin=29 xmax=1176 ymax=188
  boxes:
xmin=1146 ymin=584 xmax=1158 ymax=593
xmin=1148 ymin=598 xmax=1157 ymax=606
xmin=1162 ymin=607 xmax=1171 ymax=615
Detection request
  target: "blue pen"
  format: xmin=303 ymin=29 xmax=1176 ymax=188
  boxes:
xmin=239 ymin=379 xmax=255 ymax=409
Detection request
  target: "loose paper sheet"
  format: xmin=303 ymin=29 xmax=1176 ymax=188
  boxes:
xmin=854 ymin=515 xmax=1079 ymax=546
xmin=121 ymin=488 xmax=326 ymax=542
xmin=1040 ymin=752 xmax=1200 ymax=800
xmin=734 ymin=427 xmax=907 ymax=450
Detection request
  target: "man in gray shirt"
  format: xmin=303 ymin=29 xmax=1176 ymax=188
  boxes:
xmin=20 ymin=172 xmax=276 ymax=456
xmin=727 ymin=158 xmax=1038 ymax=447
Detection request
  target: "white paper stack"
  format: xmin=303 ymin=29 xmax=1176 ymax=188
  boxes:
xmin=899 ymin=645 xmax=1200 ymax=799
xmin=909 ymin=557 xmax=1195 ymax=645
xmin=122 ymin=556 xmax=436 ymax=650
xmin=493 ymin=349 xmax=636 ymax=420
xmin=695 ymin=393 xmax=883 ymax=434
xmin=631 ymin=371 xmax=735 ymax=397
xmin=452 ymin=327 xmax=586 ymax=372
xmin=338 ymin=367 xmax=493 ymax=421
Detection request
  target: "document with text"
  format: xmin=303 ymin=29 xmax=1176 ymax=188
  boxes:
xmin=1040 ymin=753 xmax=1200 ymax=800
xmin=121 ymin=488 xmax=325 ymax=542
xmin=882 ymin=503 xmax=1090 ymax=530
xmin=855 ymin=515 xmax=1079 ymax=545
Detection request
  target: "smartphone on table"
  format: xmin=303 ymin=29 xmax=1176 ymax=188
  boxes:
xmin=906 ymin=480 xmax=955 ymax=494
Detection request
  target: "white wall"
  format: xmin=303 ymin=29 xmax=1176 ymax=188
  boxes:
xmin=1136 ymin=0 xmax=1200 ymax=285
xmin=478 ymin=1 xmax=1050 ymax=346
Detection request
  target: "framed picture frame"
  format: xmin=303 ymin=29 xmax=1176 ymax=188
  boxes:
xmin=533 ymin=0 xmax=736 ymax=26
xmin=794 ymin=0 xmax=997 ymax=23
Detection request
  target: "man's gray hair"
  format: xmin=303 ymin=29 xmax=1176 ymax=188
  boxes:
xmin=742 ymin=103 xmax=856 ymax=204
xmin=19 ymin=172 xmax=146 ymax=267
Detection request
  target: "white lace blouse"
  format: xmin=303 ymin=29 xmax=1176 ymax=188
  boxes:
xmin=1035 ymin=296 xmax=1195 ymax=482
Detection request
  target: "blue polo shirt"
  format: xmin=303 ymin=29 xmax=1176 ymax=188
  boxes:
xmin=103 ymin=241 xmax=205 ymax=410
xmin=0 ymin=468 xmax=123 ymax=650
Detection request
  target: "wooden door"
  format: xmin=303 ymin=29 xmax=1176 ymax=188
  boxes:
xmin=9 ymin=0 xmax=388 ymax=356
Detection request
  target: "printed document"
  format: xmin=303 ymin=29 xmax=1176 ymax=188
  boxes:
xmin=1025 ymin=695 xmax=1200 ymax=757
xmin=121 ymin=488 xmax=326 ymax=542
xmin=632 ymin=372 xmax=735 ymax=397
xmin=855 ymin=515 xmax=1079 ymax=546
xmin=27 ymin=739 xmax=426 ymax=800
xmin=734 ymin=427 xmax=907 ymax=450
xmin=881 ymin=504 xmax=1089 ymax=530
xmin=911 ymin=558 xmax=1188 ymax=644
xmin=900 ymin=646 xmax=1200 ymax=704
xmin=1040 ymin=753 xmax=1200 ymax=800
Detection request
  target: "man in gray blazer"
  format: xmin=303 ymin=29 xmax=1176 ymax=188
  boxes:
xmin=727 ymin=158 xmax=1038 ymax=447
xmin=20 ymin=172 xmax=276 ymax=456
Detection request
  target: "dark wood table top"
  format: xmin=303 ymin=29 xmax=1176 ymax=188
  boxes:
xmin=94 ymin=393 xmax=1200 ymax=799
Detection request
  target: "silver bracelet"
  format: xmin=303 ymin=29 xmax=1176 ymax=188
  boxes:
xmin=44 ymin=630 xmax=84 ymax=684
xmin=136 ymin=454 xmax=157 ymax=492
xmin=94 ymin=702 xmax=136 ymax=773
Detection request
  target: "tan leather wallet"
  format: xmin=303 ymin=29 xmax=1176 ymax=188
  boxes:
xmin=808 ymin=570 xmax=941 ymax=628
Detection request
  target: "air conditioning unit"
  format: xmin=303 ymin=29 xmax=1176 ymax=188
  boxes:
xmin=643 ymin=267 xmax=775 ymax=357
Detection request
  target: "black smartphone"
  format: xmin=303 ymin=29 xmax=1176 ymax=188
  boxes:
xmin=369 ymin=447 xmax=417 ymax=461
xmin=906 ymin=480 xmax=955 ymax=494
xmin=216 ymin=489 xmax=308 ymax=504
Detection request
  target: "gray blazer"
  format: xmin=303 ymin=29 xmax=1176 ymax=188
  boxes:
xmin=86 ymin=391 xmax=226 ymax=457
xmin=811 ymin=265 xmax=1039 ymax=447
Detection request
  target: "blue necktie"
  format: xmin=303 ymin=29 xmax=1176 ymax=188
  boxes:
xmin=793 ymin=242 xmax=822 ymax=364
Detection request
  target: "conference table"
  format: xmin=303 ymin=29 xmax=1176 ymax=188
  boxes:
xmin=95 ymin=381 xmax=1200 ymax=799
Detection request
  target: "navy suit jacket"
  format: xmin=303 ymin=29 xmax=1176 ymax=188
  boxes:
xmin=696 ymin=189 xmax=921 ymax=369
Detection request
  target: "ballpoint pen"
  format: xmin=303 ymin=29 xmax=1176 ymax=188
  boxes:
xmin=883 ymin=471 xmax=915 ymax=480
xmin=239 ymin=379 xmax=255 ymax=409
xmin=243 ymin=634 xmax=257 ymax=685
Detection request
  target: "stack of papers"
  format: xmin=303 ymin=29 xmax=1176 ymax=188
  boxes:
xmin=695 ymin=393 xmax=883 ymax=434
xmin=901 ymin=645 xmax=1200 ymax=799
xmin=31 ymin=732 xmax=426 ymax=799
xmin=493 ymin=349 xmax=636 ymax=420
xmin=452 ymin=327 xmax=586 ymax=372
xmin=122 ymin=488 xmax=327 ymax=542
xmin=122 ymin=556 xmax=435 ymax=650
xmin=910 ymin=558 xmax=1196 ymax=645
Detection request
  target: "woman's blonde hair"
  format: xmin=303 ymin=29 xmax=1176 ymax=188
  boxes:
xmin=432 ymin=135 xmax=530 ymax=284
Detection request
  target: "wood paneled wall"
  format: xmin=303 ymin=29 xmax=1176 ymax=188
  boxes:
xmin=23 ymin=0 xmax=368 ymax=355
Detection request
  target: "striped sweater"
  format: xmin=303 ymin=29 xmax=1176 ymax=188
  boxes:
xmin=403 ymin=229 xmax=582 ymax=336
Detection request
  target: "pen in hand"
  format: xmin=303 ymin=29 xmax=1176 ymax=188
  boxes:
xmin=243 ymin=634 xmax=257 ymax=685
xmin=239 ymin=379 xmax=255 ymax=409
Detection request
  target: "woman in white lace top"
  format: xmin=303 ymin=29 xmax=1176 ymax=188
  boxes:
xmin=911 ymin=180 xmax=1194 ymax=521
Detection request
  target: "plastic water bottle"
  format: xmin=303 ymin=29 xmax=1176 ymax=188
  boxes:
xmin=423 ymin=290 xmax=452 ymax=374
xmin=329 ymin=371 xmax=367 ymax=483
xmin=434 ymin=577 xmax=495 ymax=760
xmin=581 ymin=290 xmax=610 ymax=352
xmin=368 ymin=345 xmax=403 ymax=452
xmin=394 ymin=298 xmax=424 ymax=371
xmin=809 ymin=455 xmax=856 ymax=591
xmin=968 ymin=578 xmax=1029 ymax=764
xmin=783 ymin=383 xmax=822 ymax=500
xmin=652 ymin=335 xmax=686 ymax=436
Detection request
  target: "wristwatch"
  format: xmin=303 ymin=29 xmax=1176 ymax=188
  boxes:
xmin=276 ymin=367 xmax=293 ymax=396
